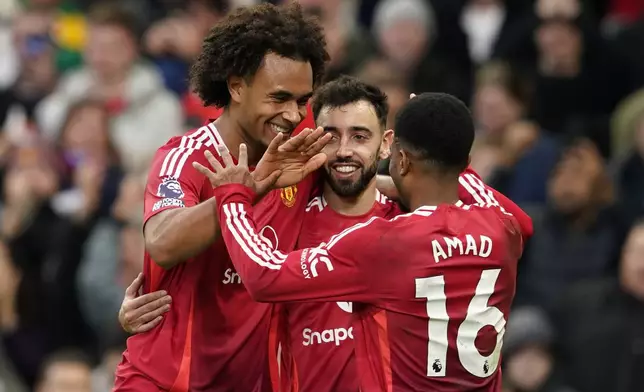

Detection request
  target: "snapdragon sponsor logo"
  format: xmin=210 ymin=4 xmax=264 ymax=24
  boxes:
xmin=302 ymin=326 xmax=354 ymax=346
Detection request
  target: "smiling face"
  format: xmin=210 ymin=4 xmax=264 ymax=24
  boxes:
xmin=232 ymin=53 xmax=314 ymax=148
xmin=317 ymin=100 xmax=392 ymax=197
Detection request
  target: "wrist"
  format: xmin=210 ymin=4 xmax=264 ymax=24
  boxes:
xmin=212 ymin=183 xmax=256 ymax=205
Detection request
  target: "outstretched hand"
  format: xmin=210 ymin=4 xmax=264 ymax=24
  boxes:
xmin=253 ymin=127 xmax=331 ymax=189
xmin=193 ymin=143 xmax=282 ymax=195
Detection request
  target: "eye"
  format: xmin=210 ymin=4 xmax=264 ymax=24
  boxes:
xmin=354 ymin=134 xmax=368 ymax=141
xmin=297 ymin=98 xmax=309 ymax=107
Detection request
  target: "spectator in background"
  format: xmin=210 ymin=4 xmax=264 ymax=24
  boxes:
xmin=371 ymin=0 xmax=472 ymax=102
xmin=470 ymin=61 xmax=559 ymax=203
xmin=611 ymin=89 xmax=644 ymax=229
xmin=530 ymin=0 xmax=634 ymax=140
xmin=0 ymin=142 xmax=65 ymax=388
xmin=35 ymin=350 xmax=92 ymax=392
xmin=554 ymin=220 xmax=644 ymax=392
xmin=294 ymin=0 xmax=376 ymax=82
xmin=91 ymin=335 xmax=126 ymax=392
xmin=354 ymin=57 xmax=410 ymax=129
xmin=0 ymin=8 xmax=57 ymax=141
xmin=144 ymin=0 xmax=228 ymax=95
xmin=37 ymin=3 xmax=184 ymax=175
xmin=502 ymin=307 xmax=576 ymax=392
xmin=516 ymin=140 xmax=623 ymax=310
xmin=77 ymin=173 xmax=145 ymax=349
xmin=42 ymin=101 xmax=123 ymax=359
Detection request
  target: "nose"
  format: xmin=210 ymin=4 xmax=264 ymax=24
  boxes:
xmin=336 ymin=137 xmax=353 ymax=159
xmin=281 ymin=102 xmax=301 ymax=127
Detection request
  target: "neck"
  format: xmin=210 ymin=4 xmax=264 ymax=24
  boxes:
xmin=323 ymin=179 xmax=378 ymax=216
xmin=213 ymin=109 xmax=266 ymax=165
xmin=406 ymin=177 xmax=461 ymax=211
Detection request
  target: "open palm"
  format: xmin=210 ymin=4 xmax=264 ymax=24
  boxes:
xmin=254 ymin=127 xmax=331 ymax=189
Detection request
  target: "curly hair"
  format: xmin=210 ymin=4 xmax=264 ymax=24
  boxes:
xmin=190 ymin=2 xmax=329 ymax=108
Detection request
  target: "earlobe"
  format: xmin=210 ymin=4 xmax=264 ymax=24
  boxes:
xmin=227 ymin=76 xmax=244 ymax=104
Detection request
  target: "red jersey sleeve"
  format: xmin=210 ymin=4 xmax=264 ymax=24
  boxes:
xmin=458 ymin=167 xmax=534 ymax=239
xmin=143 ymin=129 xmax=212 ymax=225
xmin=213 ymin=184 xmax=388 ymax=303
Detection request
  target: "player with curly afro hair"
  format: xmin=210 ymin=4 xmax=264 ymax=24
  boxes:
xmin=190 ymin=1 xmax=329 ymax=162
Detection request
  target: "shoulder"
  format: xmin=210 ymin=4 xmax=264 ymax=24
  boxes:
xmin=152 ymin=121 xmax=227 ymax=176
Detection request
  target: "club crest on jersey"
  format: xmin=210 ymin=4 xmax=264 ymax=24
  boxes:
xmin=157 ymin=176 xmax=184 ymax=199
xmin=280 ymin=185 xmax=297 ymax=207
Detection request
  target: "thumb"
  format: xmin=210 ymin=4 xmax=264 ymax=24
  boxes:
xmin=125 ymin=273 xmax=143 ymax=298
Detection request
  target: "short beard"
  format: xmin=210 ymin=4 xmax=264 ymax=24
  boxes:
xmin=323 ymin=159 xmax=379 ymax=198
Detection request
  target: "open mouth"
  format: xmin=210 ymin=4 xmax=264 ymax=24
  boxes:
xmin=331 ymin=163 xmax=361 ymax=177
xmin=269 ymin=123 xmax=291 ymax=134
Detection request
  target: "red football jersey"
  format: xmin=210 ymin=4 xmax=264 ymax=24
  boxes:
xmin=213 ymin=184 xmax=523 ymax=392
xmin=114 ymin=122 xmax=314 ymax=392
xmin=458 ymin=167 xmax=533 ymax=239
xmin=284 ymin=189 xmax=400 ymax=392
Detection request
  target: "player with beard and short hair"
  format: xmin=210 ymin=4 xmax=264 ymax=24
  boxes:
xmin=119 ymin=78 xmax=535 ymax=391
xmin=112 ymin=3 xmax=331 ymax=392
xmin=201 ymin=92 xmax=526 ymax=391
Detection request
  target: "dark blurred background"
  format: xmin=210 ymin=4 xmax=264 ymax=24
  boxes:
xmin=0 ymin=0 xmax=643 ymax=391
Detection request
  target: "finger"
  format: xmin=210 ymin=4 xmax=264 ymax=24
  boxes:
xmin=193 ymin=162 xmax=218 ymax=183
xmin=125 ymin=291 xmax=171 ymax=312
xmin=299 ymin=126 xmax=325 ymax=152
xmin=238 ymin=144 xmax=248 ymax=168
xmin=265 ymin=133 xmax=285 ymax=154
xmin=128 ymin=296 xmax=173 ymax=322
xmin=278 ymin=129 xmax=313 ymax=153
xmin=204 ymin=150 xmax=224 ymax=172
xmin=304 ymin=132 xmax=333 ymax=156
xmin=134 ymin=316 xmax=164 ymax=333
xmin=217 ymin=145 xmax=234 ymax=167
xmin=136 ymin=301 xmax=171 ymax=324
xmin=125 ymin=273 xmax=144 ymax=298
xmin=301 ymin=153 xmax=327 ymax=176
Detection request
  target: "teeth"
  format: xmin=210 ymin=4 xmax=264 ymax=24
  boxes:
xmin=270 ymin=124 xmax=288 ymax=133
xmin=335 ymin=166 xmax=357 ymax=173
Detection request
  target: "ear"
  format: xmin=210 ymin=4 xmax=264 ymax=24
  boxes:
xmin=379 ymin=129 xmax=394 ymax=160
xmin=399 ymin=148 xmax=411 ymax=177
xmin=227 ymin=76 xmax=245 ymax=105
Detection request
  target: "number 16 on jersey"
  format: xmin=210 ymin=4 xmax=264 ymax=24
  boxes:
xmin=415 ymin=269 xmax=506 ymax=378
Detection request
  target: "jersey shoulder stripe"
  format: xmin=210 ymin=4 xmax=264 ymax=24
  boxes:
xmin=159 ymin=122 xmax=226 ymax=178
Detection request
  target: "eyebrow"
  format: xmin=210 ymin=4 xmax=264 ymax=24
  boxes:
xmin=323 ymin=126 xmax=373 ymax=133
xmin=269 ymin=90 xmax=313 ymax=101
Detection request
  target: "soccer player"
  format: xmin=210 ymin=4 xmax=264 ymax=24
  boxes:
xmin=112 ymin=3 xmax=330 ymax=391
xmin=201 ymin=92 xmax=523 ymax=391
xmin=120 ymin=79 xmax=533 ymax=391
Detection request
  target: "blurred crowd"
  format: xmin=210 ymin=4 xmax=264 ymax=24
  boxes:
xmin=0 ymin=0 xmax=643 ymax=391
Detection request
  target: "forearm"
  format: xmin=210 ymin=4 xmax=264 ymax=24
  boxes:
xmin=145 ymin=197 xmax=219 ymax=268
xmin=214 ymin=184 xmax=366 ymax=303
